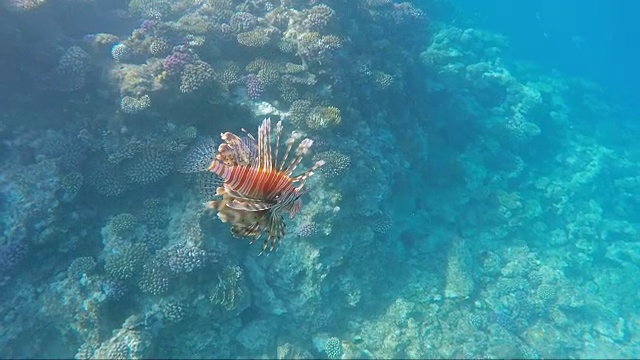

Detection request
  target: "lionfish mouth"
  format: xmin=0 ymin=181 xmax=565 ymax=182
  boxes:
xmin=179 ymin=118 xmax=324 ymax=255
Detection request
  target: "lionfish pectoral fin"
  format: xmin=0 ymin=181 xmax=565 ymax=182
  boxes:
xmin=227 ymin=199 xmax=274 ymax=212
xmin=219 ymin=132 xmax=257 ymax=166
xmin=197 ymin=171 xmax=224 ymax=201
xmin=176 ymin=136 xmax=218 ymax=173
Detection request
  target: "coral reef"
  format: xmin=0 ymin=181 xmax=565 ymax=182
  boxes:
xmin=0 ymin=1 xmax=639 ymax=359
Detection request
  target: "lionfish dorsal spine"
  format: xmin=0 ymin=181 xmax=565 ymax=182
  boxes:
xmin=293 ymin=159 xmax=325 ymax=191
xmin=283 ymin=138 xmax=313 ymax=177
xmin=273 ymin=120 xmax=283 ymax=170
xmin=257 ymin=118 xmax=274 ymax=170
xmin=278 ymin=131 xmax=298 ymax=172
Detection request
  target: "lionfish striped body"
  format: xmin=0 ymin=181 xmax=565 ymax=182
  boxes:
xmin=205 ymin=118 xmax=324 ymax=254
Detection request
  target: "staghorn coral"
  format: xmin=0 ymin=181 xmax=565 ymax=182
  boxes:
xmin=307 ymin=105 xmax=341 ymax=130
xmin=179 ymin=61 xmax=216 ymax=93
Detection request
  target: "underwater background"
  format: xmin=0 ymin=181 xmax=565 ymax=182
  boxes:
xmin=0 ymin=0 xmax=639 ymax=359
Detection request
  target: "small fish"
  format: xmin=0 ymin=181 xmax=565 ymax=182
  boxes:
xmin=198 ymin=118 xmax=324 ymax=254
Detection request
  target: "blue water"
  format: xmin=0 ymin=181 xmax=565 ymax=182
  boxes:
xmin=453 ymin=0 xmax=640 ymax=109
xmin=0 ymin=0 xmax=639 ymax=359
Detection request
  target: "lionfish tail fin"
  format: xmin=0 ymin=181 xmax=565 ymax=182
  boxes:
xmin=176 ymin=136 xmax=217 ymax=173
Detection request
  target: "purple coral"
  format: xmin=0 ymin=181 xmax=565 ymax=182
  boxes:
xmin=245 ymin=74 xmax=263 ymax=100
xmin=139 ymin=19 xmax=159 ymax=34
xmin=162 ymin=50 xmax=192 ymax=76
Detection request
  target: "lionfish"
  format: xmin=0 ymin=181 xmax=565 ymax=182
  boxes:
xmin=180 ymin=118 xmax=324 ymax=254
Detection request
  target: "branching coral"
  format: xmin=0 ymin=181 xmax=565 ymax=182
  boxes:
xmin=104 ymin=243 xmax=149 ymax=281
xmin=120 ymin=95 xmax=151 ymax=114
xmin=237 ymin=27 xmax=275 ymax=47
xmin=67 ymin=256 xmax=97 ymax=279
xmin=123 ymin=150 xmax=174 ymax=185
xmin=314 ymin=150 xmax=350 ymax=178
xmin=179 ymin=60 xmax=216 ymax=93
xmin=302 ymin=4 xmax=336 ymax=30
